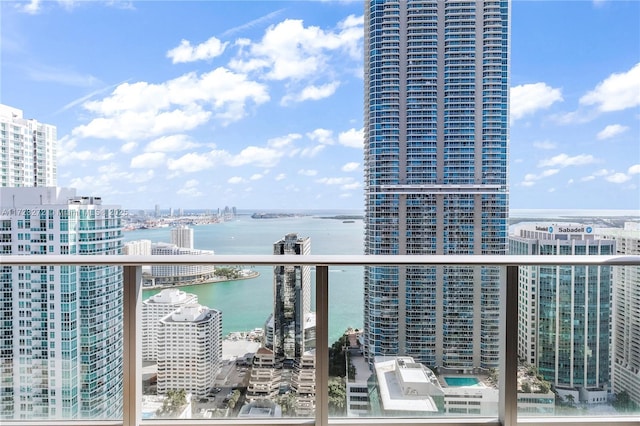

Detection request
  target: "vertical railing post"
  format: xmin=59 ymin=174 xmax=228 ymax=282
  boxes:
xmin=315 ymin=265 xmax=329 ymax=426
xmin=123 ymin=265 xmax=142 ymax=426
xmin=500 ymin=265 xmax=519 ymax=426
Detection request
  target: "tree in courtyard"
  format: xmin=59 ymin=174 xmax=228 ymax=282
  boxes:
xmin=328 ymin=377 xmax=347 ymax=416
xmin=521 ymin=382 xmax=532 ymax=393
xmin=328 ymin=334 xmax=356 ymax=379
xmin=613 ymin=390 xmax=637 ymax=412
xmin=157 ymin=389 xmax=187 ymax=416
xmin=276 ymin=393 xmax=298 ymax=417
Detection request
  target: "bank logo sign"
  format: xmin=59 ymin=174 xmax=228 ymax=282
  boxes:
xmin=536 ymin=225 xmax=593 ymax=234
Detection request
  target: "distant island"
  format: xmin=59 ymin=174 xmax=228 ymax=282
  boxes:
xmin=317 ymin=215 xmax=364 ymax=220
xmin=251 ymin=212 xmax=309 ymax=219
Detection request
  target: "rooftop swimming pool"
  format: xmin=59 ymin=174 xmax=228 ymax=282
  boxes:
xmin=444 ymin=376 xmax=481 ymax=387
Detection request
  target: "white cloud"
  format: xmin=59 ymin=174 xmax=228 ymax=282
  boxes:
xmin=341 ymin=162 xmax=360 ymax=172
xmin=593 ymin=169 xmax=611 ymax=177
xmin=166 ymin=37 xmax=228 ymax=64
xmin=538 ymin=153 xmax=597 ymax=168
xmin=605 ymin=173 xmax=632 ymax=184
xmin=580 ymin=63 xmax=640 ymax=112
xmin=338 ymin=127 xmax=363 ymax=148
xmin=596 ymin=124 xmax=629 ymax=140
xmin=74 ymin=68 xmax=269 ymax=140
xmin=229 ymin=15 xmax=363 ymax=81
xmin=316 ymin=177 xmax=354 ymax=185
xmin=267 ymin=133 xmax=302 ymax=149
xmin=341 ymin=181 xmax=361 ymax=190
xmin=167 ymin=150 xmax=228 ymax=174
xmin=275 ymin=173 xmax=286 ymax=181
xmin=281 ymin=81 xmax=340 ymax=105
xmin=145 ymin=135 xmax=200 ymax=152
xmin=532 ymin=140 xmax=556 ymax=150
xmin=581 ymin=175 xmax=595 ymax=182
xmin=628 ymin=164 xmax=640 ymax=175
xmin=298 ymin=169 xmax=318 ymax=176
xmin=130 ymin=152 xmax=166 ymax=169
xmin=521 ymin=169 xmax=559 ymax=186
xmin=177 ymin=179 xmax=203 ymax=197
xmin=299 ymin=145 xmax=326 ymax=158
xmin=228 ymin=146 xmax=284 ymax=168
xmin=510 ymin=82 xmax=563 ymax=122
xmin=306 ymin=128 xmax=334 ymax=145
xmin=120 ymin=141 xmax=137 ymax=153
xmin=250 ymin=173 xmax=264 ymax=181
xmin=228 ymin=176 xmax=246 ymax=184
xmin=56 ymin=136 xmax=115 ymax=165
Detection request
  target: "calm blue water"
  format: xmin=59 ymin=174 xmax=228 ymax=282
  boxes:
xmin=124 ymin=213 xmax=364 ymax=343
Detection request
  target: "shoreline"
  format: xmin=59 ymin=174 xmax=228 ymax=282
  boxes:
xmin=141 ymin=270 xmax=260 ymax=291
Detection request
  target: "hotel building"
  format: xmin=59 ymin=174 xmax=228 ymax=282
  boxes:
xmin=149 ymin=242 xmax=215 ymax=286
xmin=156 ymin=304 xmax=222 ymax=397
xmin=141 ymin=289 xmax=199 ymax=362
xmin=363 ymin=0 xmax=510 ymax=370
xmin=0 ymin=187 xmax=124 ymax=419
xmin=509 ymin=223 xmax=613 ymax=403
xmin=598 ymin=222 xmax=640 ymax=406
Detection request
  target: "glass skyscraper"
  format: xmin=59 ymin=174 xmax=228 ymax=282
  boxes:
xmin=363 ymin=0 xmax=509 ymax=371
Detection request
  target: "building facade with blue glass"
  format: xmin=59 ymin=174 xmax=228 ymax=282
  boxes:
xmin=509 ymin=223 xmax=613 ymax=404
xmin=363 ymin=0 xmax=510 ymax=371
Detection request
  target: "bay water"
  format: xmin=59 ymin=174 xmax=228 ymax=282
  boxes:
xmin=124 ymin=213 xmax=364 ymax=343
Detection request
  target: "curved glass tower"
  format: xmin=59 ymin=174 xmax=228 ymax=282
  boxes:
xmin=363 ymin=0 xmax=509 ymax=372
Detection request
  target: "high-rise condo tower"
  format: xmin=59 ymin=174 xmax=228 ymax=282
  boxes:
xmin=363 ymin=0 xmax=510 ymax=371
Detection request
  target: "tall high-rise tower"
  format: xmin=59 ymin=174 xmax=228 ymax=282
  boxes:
xmin=598 ymin=223 xmax=640 ymax=406
xmin=0 ymin=188 xmax=124 ymax=419
xmin=273 ymin=233 xmax=312 ymax=361
xmin=0 ymin=104 xmax=56 ymax=187
xmin=363 ymin=0 xmax=510 ymax=370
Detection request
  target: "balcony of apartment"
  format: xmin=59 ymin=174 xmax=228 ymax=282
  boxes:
xmin=0 ymin=254 xmax=639 ymax=426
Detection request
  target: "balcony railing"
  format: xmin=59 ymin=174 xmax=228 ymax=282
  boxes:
xmin=1 ymin=254 xmax=639 ymax=426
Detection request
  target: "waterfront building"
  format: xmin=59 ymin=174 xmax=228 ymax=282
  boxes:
xmin=509 ymin=223 xmax=613 ymax=403
xmin=171 ymin=225 xmax=194 ymax=249
xmin=0 ymin=104 xmax=56 ymax=188
xmin=597 ymin=222 xmax=640 ymax=406
xmin=272 ymin=233 xmax=312 ymax=361
xmin=123 ymin=239 xmax=152 ymax=255
xmin=0 ymin=187 xmax=123 ymax=419
xmin=141 ymin=289 xmax=199 ymax=362
xmin=149 ymin=242 xmax=215 ymax=286
xmin=156 ymin=304 xmax=222 ymax=397
xmin=363 ymin=0 xmax=510 ymax=370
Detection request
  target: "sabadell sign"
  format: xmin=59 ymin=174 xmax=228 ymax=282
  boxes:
xmin=536 ymin=225 xmax=593 ymax=234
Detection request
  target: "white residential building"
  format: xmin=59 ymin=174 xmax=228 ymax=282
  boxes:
xmin=141 ymin=289 xmax=198 ymax=362
xmin=598 ymin=222 xmax=640 ymax=406
xmin=171 ymin=225 xmax=194 ymax=249
xmin=0 ymin=104 xmax=56 ymax=188
xmin=0 ymin=187 xmax=123 ymax=419
xmin=156 ymin=304 xmax=222 ymax=397
xmin=123 ymin=239 xmax=151 ymax=255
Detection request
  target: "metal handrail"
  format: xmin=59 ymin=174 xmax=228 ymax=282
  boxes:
xmin=2 ymin=254 xmax=639 ymax=266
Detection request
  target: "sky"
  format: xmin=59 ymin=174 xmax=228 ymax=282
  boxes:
xmin=1 ymin=0 xmax=639 ymax=212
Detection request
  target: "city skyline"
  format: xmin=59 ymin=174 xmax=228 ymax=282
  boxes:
xmin=1 ymin=1 xmax=638 ymax=211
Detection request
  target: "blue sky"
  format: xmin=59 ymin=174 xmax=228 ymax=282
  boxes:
xmin=1 ymin=0 xmax=639 ymax=211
